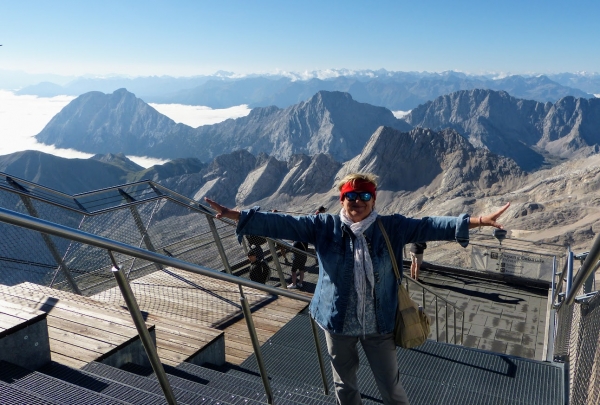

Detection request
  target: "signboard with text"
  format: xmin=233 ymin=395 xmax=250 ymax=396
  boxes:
xmin=471 ymin=245 xmax=553 ymax=281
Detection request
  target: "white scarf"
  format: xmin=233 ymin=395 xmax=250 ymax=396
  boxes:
xmin=340 ymin=208 xmax=378 ymax=333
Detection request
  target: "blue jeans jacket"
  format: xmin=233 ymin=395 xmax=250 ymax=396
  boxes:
xmin=237 ymin=208 xmax=470 ymax=334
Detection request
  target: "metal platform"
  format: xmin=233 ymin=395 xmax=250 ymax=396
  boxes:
xmin=234 ymin=311 xmax=564 ymax=405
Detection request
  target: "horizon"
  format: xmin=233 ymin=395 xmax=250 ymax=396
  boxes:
xmin=1 ymin=1 xmax=599 ymax=78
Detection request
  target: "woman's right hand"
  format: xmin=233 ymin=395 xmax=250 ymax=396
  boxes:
xmin=204 ymin=197 xmax=241 ymax=221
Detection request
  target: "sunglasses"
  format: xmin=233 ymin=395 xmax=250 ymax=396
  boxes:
xmin=343 ymin=192 xmax=373 ymax=202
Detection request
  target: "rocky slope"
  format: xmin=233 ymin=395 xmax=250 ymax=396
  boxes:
xmin=403 ymin=89 xmax=600 ymax=171
xmin=35 ymin=89 xmax=198 ymax=158
xmin=0 ymin=150 xmax=134 ymax=194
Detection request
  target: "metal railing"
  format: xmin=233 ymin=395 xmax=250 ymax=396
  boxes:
xmin=404 ymin=276 xmax=464 ymax=344
xmin=0 ymin=206 xmax=323 ymax=404
xmin=548 ymin=229 xmax=600 ymax=405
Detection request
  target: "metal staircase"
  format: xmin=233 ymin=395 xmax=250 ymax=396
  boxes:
xmin=0 ymin=171 xmax=592 ymax=404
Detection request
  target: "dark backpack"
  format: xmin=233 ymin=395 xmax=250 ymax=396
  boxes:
xmin=250 ymin=261 xmax=270 ymax=284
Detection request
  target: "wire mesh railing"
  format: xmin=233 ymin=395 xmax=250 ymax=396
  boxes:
xmin=550 ymin=232 xmax=600 ymax=405
xmin=0 ymin=205 xmax=322 ymax=404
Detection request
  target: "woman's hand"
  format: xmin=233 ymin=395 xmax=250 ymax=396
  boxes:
xmin=470 ymin=202 xmax=510 ymax=229
xmin=204 ymin=197 xmax=241 ymax=221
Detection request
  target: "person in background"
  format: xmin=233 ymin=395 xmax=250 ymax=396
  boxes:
xmin=247 ymin=245 xmax=270 ymax=284
xmin=409 ymin=242 xmax=427 ymax=280
xmin=315 ymin=205 xmax=327 ymax=214
xmin=205 ymin=173 xmax=509 ymax=405
xmin=288 ymin=240 xmax=308 ymax=289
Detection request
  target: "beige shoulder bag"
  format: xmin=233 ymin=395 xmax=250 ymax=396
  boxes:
xmin=377 ymin=218 xmax=431 ymax=349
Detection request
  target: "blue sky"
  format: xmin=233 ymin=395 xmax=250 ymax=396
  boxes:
xmin=1 ymin=0 xmax=599 ymax=77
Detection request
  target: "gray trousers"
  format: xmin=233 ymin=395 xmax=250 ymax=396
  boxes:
xmin=324 ymin=331 xmax=410 ymax=405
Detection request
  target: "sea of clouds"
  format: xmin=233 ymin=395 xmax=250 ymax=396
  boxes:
xmin=0 ymin=90 xmax=251 ymax=168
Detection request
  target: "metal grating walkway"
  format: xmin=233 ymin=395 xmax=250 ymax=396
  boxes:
xmin=236 ymin=311 xmax=564 ymax=405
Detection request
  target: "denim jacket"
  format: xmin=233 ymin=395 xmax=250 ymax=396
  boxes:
xmin=236 ymin=208 xmax=470 ymax=335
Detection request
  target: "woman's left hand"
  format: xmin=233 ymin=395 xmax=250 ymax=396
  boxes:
xmin=472 ymin=202 xmax=510 ymax=229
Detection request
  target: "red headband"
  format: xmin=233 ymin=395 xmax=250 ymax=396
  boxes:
xmin=340 ymin=179 xmax=377 ymax=200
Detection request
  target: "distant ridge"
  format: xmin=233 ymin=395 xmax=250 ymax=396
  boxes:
xmin=36 ymin=89 xmax=410 ymax=163
xmin=16 ymin=70 xmax=595 ymax=111
xmin=403 ymin=89 xmax=600 ymax=171
xmin=0 ymin=150 xmax=132 ymax=194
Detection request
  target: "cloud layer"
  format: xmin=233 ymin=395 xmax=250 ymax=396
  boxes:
xmin=0 ymin=91 xmax=251 ymax=168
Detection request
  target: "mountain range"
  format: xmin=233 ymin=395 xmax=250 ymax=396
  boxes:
xmin=35 ymin=89 xmax=410 ymax=163
xmin=3 ymin=71 xmax=600 ymax=256
xmin=13 ymin=70 xmax=599 ymax=111
xmin=35 ymin=88 xmax=600 ymax=172
xmin=3 ymin=126 xmax=600 ymax=255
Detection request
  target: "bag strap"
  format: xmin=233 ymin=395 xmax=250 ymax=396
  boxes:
xmin=377 ymin=218 xmax=401 ymax=283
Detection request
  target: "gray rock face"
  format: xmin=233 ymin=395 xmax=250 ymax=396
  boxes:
xmin=35 ymin=89 xmax=411 ymax=163
xmin=236 ymin=154 xmax=288 ymax=206
xmin=539 ymin=97 xmax=600 ymax=157
xmin=403 ymin=90 xmax=600 ymax=171
xmin=337 ymin=126 xmax=525 ymax=215
xmin=35 ymin=88 xmax=198 ymax=158
xmin=90 ymin=153 xmax=144 ymax=172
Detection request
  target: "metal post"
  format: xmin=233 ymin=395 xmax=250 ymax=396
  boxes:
xmin=435 ymin=297 xmax=439 ymax=342
xmin=240 ymin=296 xmax=274 ymax=404
xmin=206 ymin=214 xmax=246 ymax=298
xmin=49 ymin=215 xmax=87 ymax=289
xmin=107 ymin=252 xmax=177 ymax=405
xmin=309 ymin=318 xmax=330 ymax=395
xmin=550 ymin=256 xmax=557 ymax=303
xmin=422 ymin=288 xmax=426 ymax=310
xmin=453 ymin=308 xmax=457 ymax=344
xmin=10 ymin=185 xmax=81 ymax=294
xmin=461 ymin=315 xmax=464 ymax=344
xmin=206 ymin=215 xmax=235 ymax=275
xmin=445 ymin=303 xmax=448 ymax=343
xmin=267 ymin=239 xmax=287 ymax=287
xmin=119 ymin=189 xmax=163 ymax=272
xmin=566 ymin=250 xmax=574 ymax=297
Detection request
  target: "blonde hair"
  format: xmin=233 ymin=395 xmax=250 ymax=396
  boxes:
xmin=337 ymin=173 xmax=379 ymax=191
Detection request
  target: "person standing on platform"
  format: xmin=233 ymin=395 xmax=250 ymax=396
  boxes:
xmin=288 ymin=240 xmax=308 ymax=289
xmin=205 ymin=173 xmax=509 ymax=405
xmin=409 ymin=242 xmax=427 ymax=280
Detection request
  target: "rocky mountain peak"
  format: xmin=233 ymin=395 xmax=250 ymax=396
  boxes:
xmin=402 ymin=89 xmax=600 ymax=171
xmin=90 ymin=153 xmax=143 ymax=171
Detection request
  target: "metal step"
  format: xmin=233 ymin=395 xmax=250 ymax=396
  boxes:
xmin=0 ymin=380 xmax=60 ymax=405
xmin=174 ymin=361 xmax=336 ymax=405
xmin=40 ymin=362 xmax=174 ymax=405
xmin=82 ymin=361 xmax=263 ymax=405
xmin=0 ymin=361 xmax=129 ymax=405
xmin=238 ymin=313 xmax=565 ymax=405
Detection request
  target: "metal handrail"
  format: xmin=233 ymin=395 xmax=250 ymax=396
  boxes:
xmin=404 ymin=274 xmax=465 ymax=344
xmin=566 ymin=230 xmax=600 ymax=304
xmin=0 ymin=207 xmax=328 ymax=403
xmin=552 ymin=258 xmax=568 ymax=305
xmin=0 ymin=206 xmax=312 ymax=298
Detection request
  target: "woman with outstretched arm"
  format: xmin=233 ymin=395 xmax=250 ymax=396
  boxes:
xmin=205 ymin=172 xmax=509 ymax=405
